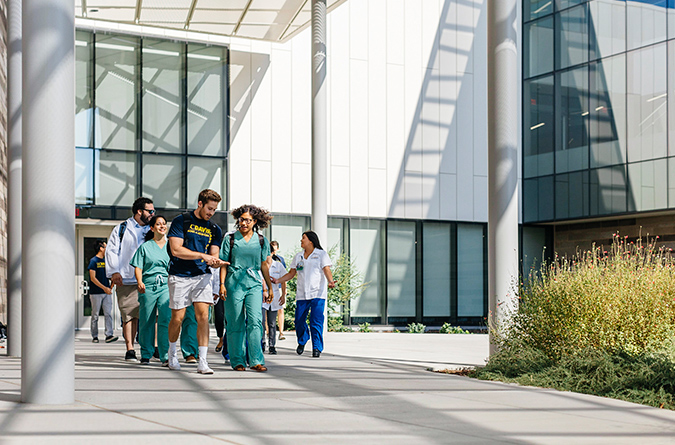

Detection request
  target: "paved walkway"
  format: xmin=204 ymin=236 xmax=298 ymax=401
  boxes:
xmin=1 ymin=331 xmax=675 ymax=444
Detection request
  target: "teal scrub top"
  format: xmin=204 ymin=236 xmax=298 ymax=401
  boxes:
xmin=130 ymin=240 xmax=170 ymax=282
xmin=220 ymin=231 xmax=270 ymax=289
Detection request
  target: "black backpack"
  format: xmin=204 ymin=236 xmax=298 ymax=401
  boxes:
xmin=228 ymin=231 xmax=264 ymax=264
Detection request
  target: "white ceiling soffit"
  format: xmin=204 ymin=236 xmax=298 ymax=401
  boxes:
xmin=76 ymin=0 xmax=348 ymax=43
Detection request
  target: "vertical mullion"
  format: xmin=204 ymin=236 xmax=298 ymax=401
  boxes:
xmin=415 ymin=221 xmax=423 ymax=323
xmin=182 ymin=42 xmax=188 ymax=209
xmin=450 ymin=223 xmax=458 ymax=325
xmin=91 ymin=31 xmax=97 ymax=206
xmin=224 ymin=46 xmax=231 ymax=211
xmin=137 ymin=36 xmax=143 ymax=199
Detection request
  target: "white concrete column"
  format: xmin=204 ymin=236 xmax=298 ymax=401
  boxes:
xmin=7 ymin=0 xmax=22 ymax=358
xmin=21 ymin=0 xmax=75 ymax=404
xmin=487 ymin=0 xmax=520 ymax=356
xmin=311 ymin=0 xmax=328 ymax=245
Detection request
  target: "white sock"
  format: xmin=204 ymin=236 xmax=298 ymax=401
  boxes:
xmin=199 ymin=346 xmax=208 ymax=362
xmin=169 ymin=342 xmax=177 ymax=356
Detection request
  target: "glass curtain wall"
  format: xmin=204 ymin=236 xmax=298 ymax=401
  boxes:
xmin=523 ymin=0 xmax=675 ymax=222
xmin=75 ymin=30 xmax=228 ymax=214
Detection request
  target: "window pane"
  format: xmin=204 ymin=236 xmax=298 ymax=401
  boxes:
xmin=628 ymin=159 xmax=667 ymax=211
xmin=350 ymin=219 xmax=384 ymax=320
xmin=525 ymin=17 xmax=554 ymax=78
xmin=556 ymin=4 xmax=589 ymax=70
xmin=269 ymin=215 xmax=310 ymax=261
xmin=76 ymin=31 xmax=93 ymax=148
xmin=96 ymin=150 xmax=137 ymax=206
xmin=589 ymin=0 xmax=626 ymax=60
xmin=142 ymin=154 xmax=183 ymax=208
xmin=75 ymin=148 xmax=94 ymax=205
xmin=627 ymin=44 xmax=667 ymax=162
xmin=669 ymin=41 xmax=675 ymax=156
xmin=142 ymin=40 xmax=182 ymax=154
xmin=590 ymin=165 xmax=627 ymax=214
xmin=669 ymin=0 xmax=675 ymax=39
xmin=522 ymin=226 xmax=548 ymax=280
xmin=457 ymin=224 xmax=484 ymax=318
xmin=525 ymin=0 xmax=553 ymax=21
xmin=187 ymin=157 xmax=225 ymax=210
xmin=556 ymin=66 xmax=589 ymax=173
xmin=327 ymin=217 xmax=346 ymax=254
xmin=524 ymin=176 xmax=555 ymax=222
xmin=423 ymin=223 xmax=451 ymax=318
xmin=590 ymin=55 xmax=626 ymax=168
xmin=387 ymin=221 xmax=416 ymax=318
xmin=668 ymin=158 xmax=675 ymax=208
xmin=95 ymin=34 xmax=139 ymax=150
xmin=627 ymin=0 xmax=667 ymax=51
xmin=524 ymin=76 xmax=555 ymax=178
xmin=187 ymin=44 xmax=226 ymax=157
xmin=556 ymin=0 xmax=587 ymax=10
xmin=555 ymin=171 xmax=590 ymax=218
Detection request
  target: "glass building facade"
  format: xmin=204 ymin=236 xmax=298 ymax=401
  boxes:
xmin=524 ymin=0 xmax=675 ymax=222
xmin=75 ymin=30 xmax=229 ymax=218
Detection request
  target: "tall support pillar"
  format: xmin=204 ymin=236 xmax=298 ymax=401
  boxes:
xmin=487 ymin=0 xmax=519 ymax=356
xmin=7 ymin=0 xmax=22 ymax=358
xmin=21 ymin=0 xmax=75 ymax=403
xmin=311 ymin=0 xmax=327 ymax=245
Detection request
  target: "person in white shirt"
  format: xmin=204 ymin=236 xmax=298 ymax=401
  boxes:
xmin=105 ymin=197 xmax=155 ymax=362
xmin=262 ymin=255 xmax=286 ymax=354
xmin=272 ymin=231 xmax=335 ymax=358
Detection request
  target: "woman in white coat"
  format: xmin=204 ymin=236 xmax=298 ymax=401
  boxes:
xmin=272 ymin=231 xmax=335 ymax=357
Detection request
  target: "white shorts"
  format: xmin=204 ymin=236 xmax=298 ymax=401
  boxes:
xmin=168 ymin=274 xmax=214 ymax=310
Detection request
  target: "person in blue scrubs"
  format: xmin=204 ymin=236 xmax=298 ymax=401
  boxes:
xmin=272 ymin=231 xmax=336 ymax=358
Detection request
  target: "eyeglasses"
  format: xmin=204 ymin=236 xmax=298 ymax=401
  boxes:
xmin=238 ymin=217 xmax=253 ymax=224
xmin=145 ymin=209 xmax=155 ymax=215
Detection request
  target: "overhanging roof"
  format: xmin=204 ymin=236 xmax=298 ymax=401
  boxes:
xmin=75 ymin=0 xmax=347 ymax=42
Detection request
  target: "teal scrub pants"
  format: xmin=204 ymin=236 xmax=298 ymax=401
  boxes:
xmin=224 ymin=283 xmax=264 ymax=368
xmin=138 ymin=278 xmax=170 ymax=361
xmin=181 ymin=305 xmax=198 ymax=359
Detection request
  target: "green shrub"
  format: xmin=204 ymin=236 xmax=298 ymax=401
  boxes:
xmin=498 ymin=233 xmax=675 ymax=360
xmin=359 ymin=322 xmax=372 ymax=333
xmin=440 ymin=323 xmax=469 ymax=334
xmin=407 ymin=322 xmax=426 ymax=333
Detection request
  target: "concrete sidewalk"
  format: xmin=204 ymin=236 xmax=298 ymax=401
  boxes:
xmin=1 ymin=331 xmax=675 ymax=444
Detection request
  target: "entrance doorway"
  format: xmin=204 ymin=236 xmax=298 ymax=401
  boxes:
xmin=76 ymin=223 xmax=120 ymax=331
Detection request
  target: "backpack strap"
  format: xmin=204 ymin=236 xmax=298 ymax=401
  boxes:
xmin=181 ymin=212 xmax=193 ymax=244
xmin=258 ymin=232 xmax=264 ymax=249
xmin=118 ymin=221 xmax=128 ymax=243
xmin=228 ymin=232 xmax=235 ymax=265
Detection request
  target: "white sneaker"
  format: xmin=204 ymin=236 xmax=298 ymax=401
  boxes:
xmin=168 ymin=352 xmax=181 ymax=370
xmin=197 ymin=360 xmax=214 ymax=374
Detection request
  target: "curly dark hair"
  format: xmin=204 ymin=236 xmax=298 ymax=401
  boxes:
xmin=231 ymin=204 xmax=273 ymax=231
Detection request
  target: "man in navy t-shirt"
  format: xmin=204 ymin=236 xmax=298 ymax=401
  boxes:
xmin=166 ymin=189 xmax=226 ymax=374
xmin=88 ymin=240 xmax=118 ymax=344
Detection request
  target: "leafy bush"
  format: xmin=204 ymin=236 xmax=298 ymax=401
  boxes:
xmin=359 ymin=322 xmax=372 ymax=333
xmin=440 ymin=323 xmax=469 ymax=334
xmin=497 ymin=233 xmax=675 ymax=360
xmin=407 ymin=322 xmax=426 ymax=333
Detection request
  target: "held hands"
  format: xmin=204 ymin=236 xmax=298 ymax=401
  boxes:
xmin=137 ymin=282 xmax=146 ymax=294
xmin=263 ymin=289 xmax=273 ymax=304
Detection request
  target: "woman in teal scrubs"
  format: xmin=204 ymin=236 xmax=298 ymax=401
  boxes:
xmin=219 ymin=205 xmax=274 ymax=372
xmin=131 ymin=215 xmax=171 ymax=365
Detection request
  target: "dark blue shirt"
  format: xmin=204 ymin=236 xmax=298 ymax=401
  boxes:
xmin=88 ymin=255 xmax=109 ymax=294
xmin=168 ymin=212 xmax=223 ymax=277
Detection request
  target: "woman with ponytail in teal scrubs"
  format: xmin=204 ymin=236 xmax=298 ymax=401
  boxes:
xmin=131 ymin=215 xmax=171 ymax=365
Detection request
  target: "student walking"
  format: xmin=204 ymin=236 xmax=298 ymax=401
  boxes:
xmin=262 ymin=254 xmax=286 ymax=355
xmin=270 ymin=241 xmax=287 ymax=340
xmin=167 ymin=189 xmax=225 ymax=374
xmin=272 ymin=231 xmax=336 ymax=358
xmin=219 ymin=204 xmax=274 ymax=372
xmin=88 ymin=240 xmax=118 ymax=344
xmin=105 ymin=197 xmax=155 ymax=361
xmin=130 ymin=215 xmax=170 ymax=365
